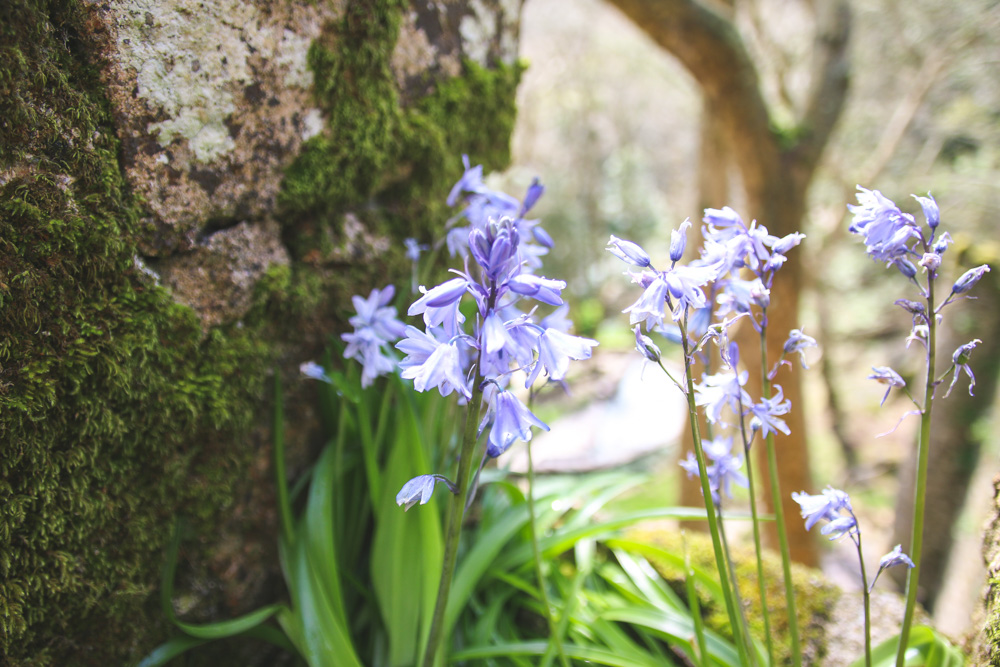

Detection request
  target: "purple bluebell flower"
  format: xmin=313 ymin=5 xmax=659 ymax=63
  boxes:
xmin=848 ymin=187 xmax=922 ymax=264
xmin=341 ymin=286 xmax=407 ymax=387
xmin=669 ymin=219 xmax=691 ymax=263
xmin=703 ymin=206 xmax=744 ymax=231
xmin=879 ymin=544 xmax=915 ymax=571
xmin=507 ymin=274 xmax=566 ymax=306
xmin=748 ymin=385 xmax=791 ymax=437
xmin=919 ymin=252 xmax=942 ymax=273
xmin=932 ymin=231 xmax=952 ymax=255
xmin=300 ymin=361 xmax=333 ymax=384
xmin=868 ymin=366 xmax=905 ymax=406
xmin=633 ymin=324 xmax=662 ymax=363
xmin=527 ymin=327 xmax=599 ymax=386
xmin=679 ymin=438 xmax=748 ymax=506
xmin=396 ymin=326 xmax=472 ymax=399
xmin=820 ymin=515 xmax=858 ymax=541
xmin=703 ymin=436 xmax=748 ymax=503
xmin=945 ymin=339 xmax=982 ymax=397
xmin=408 ymin=277 xmax=469 ymax=329
xmin=894 ymin=257 xmax=918 ymax=279
xmin=482 ymin=389 xmax=549 ymax=457
xmin=396 ymin=474 xmax=457 ymax=511
xmin=532 ymin=225 xmax=554 ymax=249
xmin=869 ymin=543 xmax=915 ymax=591
xmin=695 ymin=370 xmax=751 ymax=425
xmin=607 ymin=235 xmax=652 ymax=268
xmin=521 ymin=177 xmax=545 ymax=216
xmin=952 ymin=264 xmax=991 ymax=294
xmin=783 ymin=329 xmax=818 ymax=369
xmin=404 ymin=238 xmax=426 ymax=262
xmin=912 ymin=193 xmax=939 ymax=229
xmin=716 ymin=277 xmax=769 ymax=316
xmin=792 ymin=486 xmax=854 ymax=534
xmin=624 ymin=275 xmax=669 ymax=330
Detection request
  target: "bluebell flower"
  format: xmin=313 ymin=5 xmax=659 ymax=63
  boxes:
xmin=482 ymin=389 xmax=549 ymax=457
xmin=507 ymin=274 xmax=566 ymax=306
xmin=527 ymin=327 xmax=598 ymax=386
xmin=932 ymin=231 xmax=952 ymax=255
xmin=521 ymin=177 xmax=545 ymax=216
xmin=679 ymin=438 xmax=747 ymax=506
xmin=396 ymin=326 xmax=472 ymax=399
xmin=669 ymin=219 xmax=691 ymax=263
xmin=408 ymin=277 xmax=469 ymax=329
xmin=396 ymin=474 xmax=457 ymax=511
xmin=869 ymin=543 xmax=915 ymax=591
xmin=300 ymin=361 xmax=333 ymax=384
xmin=633 ymin=324 xmax=662 ymax=363
xmin=952 ymin=264 xmax=990 ymax=294
xmin=879 ymin=544 xmax=915 ymax=571
xmin=945 ymin=339 xmax=981 ymax=397
xmin=404 ymin=238 xmax=426 ymax=262
xmin=868 ymin=366 xmax=905 ymax=406
xmin=792 ymin=486 xmax=854 ymax=534
xmin=912 ymin=193 xmax=939 ymax=229
xmin=695 ymin=370 xmax=751 ymax=424
xmin=783 ymin=329 xmax=818 ymax=369
xmin=748 ymin=385 xmax=791 ymax=437
xmin=820 ymin=515 xmax=858 ymax=541
xmin=716 ymin=277 xmax=769 ymax=316
xmin=624 ymin=275 xmax=669 ymax=330
xmin=848 ymin=187 xmax=922 ymax=264
xmin=341 ymin=286 xmax=407 ymax=387
xmin=607 ymin=235 xmax=652 ymax=268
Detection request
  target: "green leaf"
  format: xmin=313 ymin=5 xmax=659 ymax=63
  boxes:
xmin=851 ymin=625 xmax=967 ymax=667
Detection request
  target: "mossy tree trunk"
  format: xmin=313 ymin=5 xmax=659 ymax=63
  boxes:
xmin=0 ymin=0 xmax=524 ymax=664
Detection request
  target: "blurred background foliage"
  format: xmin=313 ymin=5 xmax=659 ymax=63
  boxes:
xmin=493 ymin=0 xmax=1000 ymax=640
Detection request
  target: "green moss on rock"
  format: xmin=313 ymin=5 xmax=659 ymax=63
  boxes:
xmin=1 ymin=0 xmax=523 ymax=663
xmin=629 ymin=529 xmax=840 ymax=666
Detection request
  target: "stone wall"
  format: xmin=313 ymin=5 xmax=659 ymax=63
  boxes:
xmin=0 ymin=0 xmax=523 ymax=663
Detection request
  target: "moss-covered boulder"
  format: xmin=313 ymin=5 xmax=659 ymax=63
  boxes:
xmin=0 ymin=0 xmax=524 ymax=663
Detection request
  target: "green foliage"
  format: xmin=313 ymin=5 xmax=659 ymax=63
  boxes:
xmin=142 ymin=363 xmax=460 ymax=667
xmin=849 ymin=625 xmax=966 ymax=667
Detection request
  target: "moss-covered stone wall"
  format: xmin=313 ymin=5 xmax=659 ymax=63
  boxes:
xmin=0 ymin=0 xmax=523 ymax=664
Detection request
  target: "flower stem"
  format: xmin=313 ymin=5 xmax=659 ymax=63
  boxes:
xmin=895 ymin=277 xmax=936 ymax=666
xmin=526 ymin=389 xmax=570 ymax=667
xmin=854 ymin=532 xmax=872 ymax=667
xmin=420 ymin=372 xmax=483 ymax=667
xmin=680 ymin=323 xmax=751 ymax=667
xmin=760 ymin=328 xmax=801 ymax=667
xmin=740 ymin=407 xmax=775 ymax=666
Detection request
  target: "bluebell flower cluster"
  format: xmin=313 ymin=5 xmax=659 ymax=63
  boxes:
xmin=680 ymin=436 xmax=748 ymax=506
xmin=392 ymin=157 xmax=597 ymax=503
xmin=792 ymin=486 xmax=858 ymax=541
xmin=607 ymin=208 xmax=809 ymax=506
xmin=849 ymin=187 xmax=990 ymax=402
xmin=341 ymin=285 xmax=408 ymax=388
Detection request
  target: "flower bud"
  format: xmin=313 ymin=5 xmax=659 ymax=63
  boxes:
xmin=607 ymin=235 xmax=651 ymax=267
xmin=669 ymin=219 xmax=691 ymax=263
xmin=952 ymin=264 xmax=991 ymax=294
xmin=894 ymin=258 xmax=917 ymax=278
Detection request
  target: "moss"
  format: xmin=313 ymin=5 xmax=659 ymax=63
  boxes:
xmin=1 ymin=0 xmax=523 ymax=664
xmin=629 ymin=529 xmax=840 ymax=666
xmin=279 ymin=0 xmax=523 ymax=259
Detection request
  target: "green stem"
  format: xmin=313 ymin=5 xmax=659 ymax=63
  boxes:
xmin=760 ymin=327 xmax=801 ymax=667
xmin=740 ymin=411 xmax=775 ymax=666
xmin=527 ymin=437 xmax=570 ymax=667
xmin=718 ymin=510 xmax=758 ymax=666
xmin=895 ymin=277 xmax=936 ymax=666
xmin=683 ymin=531 xmax=709 ymax=667
xmin=420 ymin=376 xmax=483 ymax=667
xmin=855 ymin=533 xmax=872 ymax=667
xmin=679 ymin=323 xmax=751 ymax=667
